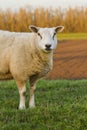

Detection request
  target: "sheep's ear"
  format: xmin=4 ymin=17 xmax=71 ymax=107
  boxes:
xmin=55 ymin=26 xmax=64 ymax=33
xmin=29 ymin=25 xmax=39 ymax=33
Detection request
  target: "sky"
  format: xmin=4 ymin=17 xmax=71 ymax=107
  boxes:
xmin=0 ymin=0 xmax=87 ymax=10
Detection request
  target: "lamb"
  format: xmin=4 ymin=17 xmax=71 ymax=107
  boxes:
xmin=0 ymin=25 xmax=64 ymax=109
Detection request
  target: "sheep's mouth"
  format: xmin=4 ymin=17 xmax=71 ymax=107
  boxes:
xmin=45 ymin=48 xmax=52 ymax=51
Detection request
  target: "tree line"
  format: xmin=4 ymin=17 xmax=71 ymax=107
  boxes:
xmin=0 ymin=7 xmax=87 ymax=33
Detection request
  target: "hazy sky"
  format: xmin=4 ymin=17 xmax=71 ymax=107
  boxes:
xmin=0 ymin=0 xmax=87 ymax=10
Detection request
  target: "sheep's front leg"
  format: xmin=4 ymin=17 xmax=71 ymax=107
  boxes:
xmin=29 ymin=83 xmax=36 ymax=108
xmin=29 ymin=75 xmax=38 ymax=108
xmin=16 ymin=81 xmax=26 ymax=109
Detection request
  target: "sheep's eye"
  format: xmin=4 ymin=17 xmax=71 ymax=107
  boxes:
xmin=38 ymin=33 xmax=42 ymax=39
xmin=53 ymin=32 xmax=56 ymax=39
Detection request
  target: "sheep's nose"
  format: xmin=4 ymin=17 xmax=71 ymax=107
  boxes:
xmin=45 ymin=44 xmax=51 ymax=48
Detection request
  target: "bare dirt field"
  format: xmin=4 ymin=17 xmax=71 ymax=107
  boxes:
xmin=46 ymin=40 xmax=87 ymax=79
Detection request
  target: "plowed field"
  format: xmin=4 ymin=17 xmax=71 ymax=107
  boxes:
xmin=46 ymin=40 xmax=87 ymax=79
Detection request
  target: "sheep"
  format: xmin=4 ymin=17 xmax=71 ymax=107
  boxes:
xmin=0 ymin=25 xmax=64 ymax=109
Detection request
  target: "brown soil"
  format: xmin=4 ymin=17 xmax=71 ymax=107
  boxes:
xmin=46 ymin=40 xmax=87 ymax=79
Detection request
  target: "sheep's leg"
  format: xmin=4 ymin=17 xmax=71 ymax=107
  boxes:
xmin=29 ymin=75 xmax=38 ymax=108
xmin=29 ymin=83 xmax=36 ymax=108
xmin=16 ymin=81 xmax=26 ymax=109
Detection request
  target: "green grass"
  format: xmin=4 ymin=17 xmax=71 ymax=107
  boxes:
xmin=0 ymin=79 xmax=87 ymax=130
xmin=57 ymin=33 xmax=87 ymax=40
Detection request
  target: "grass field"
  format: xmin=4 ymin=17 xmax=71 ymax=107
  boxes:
xmin=0 ymin=79 xmax=87 ymax=130
xmin=57 ymin=33 xmax=87 ymax=40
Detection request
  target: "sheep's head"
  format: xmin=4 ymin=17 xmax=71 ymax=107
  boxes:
xmin=29 ymin=25 xmax=64 ymax=53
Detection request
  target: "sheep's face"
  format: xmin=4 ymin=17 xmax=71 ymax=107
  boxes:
xmin=29 ymin=25 xmax=64 ymax=53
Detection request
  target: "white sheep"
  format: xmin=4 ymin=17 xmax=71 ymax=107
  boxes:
xmin=0 ymin=25 xmax=64 ymax=109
